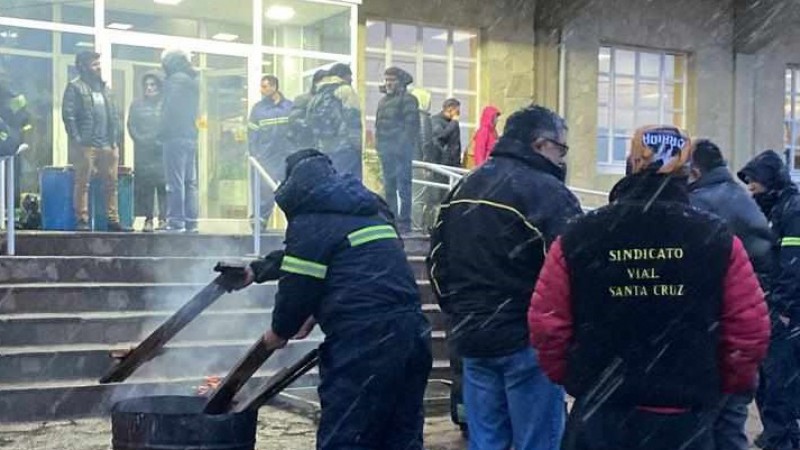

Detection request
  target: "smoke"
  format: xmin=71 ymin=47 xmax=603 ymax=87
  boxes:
xmin=106 ymin=237 xmax=320 ymax=412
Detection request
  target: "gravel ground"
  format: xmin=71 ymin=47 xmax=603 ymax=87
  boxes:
xmin=0 ymin=402 xmax=767 ymax=450
xmin=0 ymin=408 xmax=466 ymax=450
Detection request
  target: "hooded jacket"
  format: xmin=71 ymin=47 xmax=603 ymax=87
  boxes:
xmin=427 ymin=137 xmax=583 ymax=358
xmin=688 ymin=166 xmax=775 ymax=290
xmin=127 ymin=71 xmax=163 ymax=150
xmin=738 ymin=150 xmax=800 ymax=319
xmin=308 ymin=75 xmax=362 ymax=152
xmin=261 ymin=151 xmax=423 ymax=339
xmin=529 ymin=171 xmax=770 ymax=407
xmin=375 ymin=69 xmax=419 ymax=155
xmin=62 ymin=68 xmax=121 ymax=148
xmin=160 ymin=51 xmax=199 ymax=141
xmin=248 ymin=93 xmax=293 ymax=174
xmin=410 ymin=88 xmax=434 ymax=162
xmin=473 ymin=107 xmax=500 ymax=166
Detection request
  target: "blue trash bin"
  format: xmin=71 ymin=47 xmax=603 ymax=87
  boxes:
xmin=40 ymin=166 xmax=76 ymax=231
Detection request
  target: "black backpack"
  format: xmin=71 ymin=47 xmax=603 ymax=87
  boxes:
xmin=306 ymin=83 xmax=344 ymax=140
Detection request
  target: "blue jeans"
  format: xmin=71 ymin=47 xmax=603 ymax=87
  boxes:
xmin=713 ymin=394 xmax=751 ymax=450
xmin=463 ymin=347 xmax=565 ymax=450
xmin=163 ymin=138 xmax=199 ymax=230
xmin=378 ymin=149 xmax=412 ymax=231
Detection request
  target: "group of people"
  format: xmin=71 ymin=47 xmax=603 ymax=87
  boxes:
xmin=62 ymin=49 xmax=200 ymax=232
xmin=49 ymin=51 xmax=507 ymax=234
xmin=250 ymin=63 xmax=501 ymax=233
xmin=429 ymin=104 xmax=800 ymax=450
xmin=229 ymin=101 xmax=800 ymax=450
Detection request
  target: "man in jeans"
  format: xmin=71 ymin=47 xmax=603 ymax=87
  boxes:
xmin=428 ymin=105 xmax=582 ymax=449
xmin=376 ymin=67 xmax=419 ymax=233
xmin=160 ymin=49 xmax=199 ymax=233
xmin=62 ymin=51 xmax=127 ymax=232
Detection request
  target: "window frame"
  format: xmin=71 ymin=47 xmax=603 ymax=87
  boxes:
xmin=785 ymin=66 xmax=800 ymax=173
xmin=597 ymin=45 xmax=688 ymax=174
xmin=364 ymin=19 xmax=480 ymax=151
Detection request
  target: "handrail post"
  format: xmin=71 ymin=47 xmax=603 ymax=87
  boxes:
xmin=252 ymin=163 xmax=261 ymax=256
xmin=0 ymin=157 xmax=5 ymax=232
xmin=6 ymin=157 xmax=15 ymax=255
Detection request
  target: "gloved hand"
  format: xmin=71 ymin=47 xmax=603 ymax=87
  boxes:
xmin=214 ymin=260 xmax=252 ymax=292
xmin=250 ymin=250 xmax=285 ymax=283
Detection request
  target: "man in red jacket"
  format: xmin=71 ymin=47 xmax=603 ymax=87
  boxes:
xmin=528 ymin=125 xmax=770 ymax=450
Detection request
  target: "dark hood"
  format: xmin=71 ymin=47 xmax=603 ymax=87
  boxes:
xmin=688 ymin=166 xmax=734 ymax=192
xmin=141 ymin=70 xmax=163 ymax=96
xmin=609 ymin=171 xmax=690 ymax=205
xmin=490 ymin=137 xmax=566 ymax=182
xmin=737 ymin=150 xmax=795 ymax=193
xmin=162 ymin=51 xmax=197 ymax=78
xmin=275 ymin=153 xmax=381 ymax=218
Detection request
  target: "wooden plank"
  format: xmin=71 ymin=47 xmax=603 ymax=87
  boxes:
xmin=233 ymin=348 xmax=320 ymax=413
xmin=203 ymin=337 xmax=275 ymax=414
xmin=99 ymin=278 xmax=227 ymax=384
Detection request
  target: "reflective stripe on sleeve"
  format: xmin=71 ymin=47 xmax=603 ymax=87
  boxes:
xmin=281 ymin=255 xmax=327 ymax=279
xmin=347 ymin=225 xmax=398 ymax=247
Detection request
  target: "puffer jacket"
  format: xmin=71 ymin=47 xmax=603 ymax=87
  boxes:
xmin=410 ymin=88 xmax=434 ymax=161
xmin=738 ymin=150 xmax=800 ymax=320
xmin=127 ymin=72 xmax=163 ymax=149
xmin=689 ymin=166 xmax=775 ymax=289
xmin=428 ymin=137 xmax=583 ymax=358
xmin=160 ymin=53 xmax=199 ymax=141
xmin=530 ymin=172 xmax=770 ymax=407
xmin=287 ymin=92 xmax=314 ymax=150
xmin=62 ymin=75 xmax=121 ymax=147
xmin=260 ymin=152 xmax=424 ymax=339
xmin=375 ymin=69 xmax=419 ymax=155
xmin=310 ymin=75 xmax=362 ymax=152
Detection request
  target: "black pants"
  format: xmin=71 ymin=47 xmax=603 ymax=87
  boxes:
xmin=316 ymin=313 xmax=432 ymax=450
xmin=756 ymin=318 xmax=800 ymax=450
xmin=134 ymin=146 xmax=166 ymax=221
xmin=565 ymin=403 xmax=714 ymax=450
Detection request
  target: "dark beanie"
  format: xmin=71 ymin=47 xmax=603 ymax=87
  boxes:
xmin=285 ymin=149 xmax=331 ymax=179
xmin=75 ymin=51 xmax=100 ymax=68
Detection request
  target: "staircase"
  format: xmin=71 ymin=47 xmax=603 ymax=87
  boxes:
xmin=0 ymin=232 xmax=446 ymax=422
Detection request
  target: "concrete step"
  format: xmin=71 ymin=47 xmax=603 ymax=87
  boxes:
xmin=0 ymin=232 xmax=431 ymax=257
xmin=0 ymin=304 xmax=445 ymax=347
xmin=0 ymin=280 xmax=437 ymax=314
xmin=0 ymin=359 xmax=452 ymax=423
xmin=0 ymin=332 xmax=449 ymax=384
xmin=0 ymin=255 xmax=428 ymax=284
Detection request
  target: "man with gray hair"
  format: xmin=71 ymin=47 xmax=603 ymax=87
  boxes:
xmin=159 ymin=48 xmax=199 ymax=233
xmin=428 ymin=105 xmax=581 ymax=449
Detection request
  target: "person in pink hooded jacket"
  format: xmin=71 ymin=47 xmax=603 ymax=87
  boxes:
xmin=473 ymin=106 xmax=501 ymax=166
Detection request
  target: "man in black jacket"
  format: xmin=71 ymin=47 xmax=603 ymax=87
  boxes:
xmin=62 ymin=51 xmax=126 ymax=232
xmin=376 ymin=67 xmax=419 ymax=233
xmin=738 ymin=150 xmax=800 ymax=450
xmin=160 ymin=49 xmax=199 ymax=233
xmin=428 ymin=105 xmax=582 ymax=449
xmin=431 ymin=98 xmax=462 ymax=167
xmin=687 ymin=140 xmax=775 ymax=450
xmin=128 ymin=71 xmax=165 ymax=232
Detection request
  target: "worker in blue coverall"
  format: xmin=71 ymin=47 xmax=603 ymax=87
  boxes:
xmin=237 ymin=149 xmax=433 ymax=450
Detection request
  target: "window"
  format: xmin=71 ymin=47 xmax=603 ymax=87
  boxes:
xmin=597 ymin=46 xmax=687 ymax=169
xmin=365 ymin=20 xmax=479 ymax=152
xmin=785 ymin=67 xmax=800 ymax=171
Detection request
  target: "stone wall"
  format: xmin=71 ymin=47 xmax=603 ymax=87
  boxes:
xmin=538 ymin=0 xmax=735 ymax=192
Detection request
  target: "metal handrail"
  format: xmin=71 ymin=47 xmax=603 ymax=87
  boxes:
xmin=0 ymin=144 xmax=26 ymax=256
xmin=247 ymin=155 xmax=279 ymax=256
xmin=412 ymin=160 xmax=610 ymax=199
